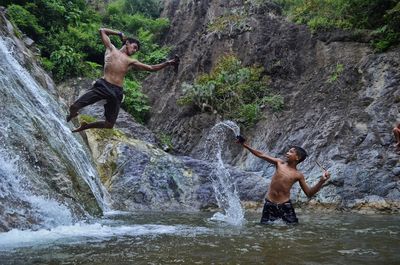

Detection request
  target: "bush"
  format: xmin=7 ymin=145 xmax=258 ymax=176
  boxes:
xmin=178 ymin=54 xmax=284 ymax=127
xmin=274 ymin=0 xmax=400 ymax=51
xmin=121 ymin=79 xmax=150 ymax=123
xmin=7 ymin=4 xmax=44 ymax=39
xmin=50 ymin=45 xmax=84 ymax=81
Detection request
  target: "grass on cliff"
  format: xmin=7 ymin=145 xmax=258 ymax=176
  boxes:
xmin=178 ymin=54 xmax=284 ymax=127
xmin=79 ymin=114 xmax=124 ymax=139
xmin=273 ymin=0 xmax=400 ymax=52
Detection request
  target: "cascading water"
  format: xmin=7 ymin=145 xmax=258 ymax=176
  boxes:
xmin=0 ymin=35 xmax=111 ymax=231
xmin=202 ymin=121 xmax=245 ymax=226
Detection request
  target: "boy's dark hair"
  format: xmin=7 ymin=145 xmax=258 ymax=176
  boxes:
xmin=124 ymin=37 xmax=140 ymax=51
xmin=291 ymin=146 xmax=308 ymax=163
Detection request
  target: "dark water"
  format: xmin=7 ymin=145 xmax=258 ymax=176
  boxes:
xmin=0 ymin=211 xmax=399 ymax=265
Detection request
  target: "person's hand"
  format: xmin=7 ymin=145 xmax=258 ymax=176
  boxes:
xmin=167 ymin=55 xmax=180 ymax=66
xmin=118 ymin=32 xmax=126 ymax=42
xmin=236 ymin=135 xmax=246 ymax=145
xmin=321 ymin=170 xmax=330 ymax=182
xmin=166 ymin=59 xmax=176 ymax=66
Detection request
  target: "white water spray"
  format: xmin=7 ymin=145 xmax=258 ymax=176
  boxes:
xmin=202 ymin=121 xmax=245 ymax=225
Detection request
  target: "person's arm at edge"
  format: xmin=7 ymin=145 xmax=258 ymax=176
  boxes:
xmin=130 ymin=58 xmax=176 ymax=72
xmin=99 ymin=27 xmax=122 ymax=50
xmin=298 ymin=170 xmax=330 ymax=198
xmin=241 ymin=143 xmax=281 ymax=165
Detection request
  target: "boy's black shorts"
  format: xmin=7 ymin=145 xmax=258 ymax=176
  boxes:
xmin=260 ymin=199 xmax=298 ymax=224
xmin=73 ymin=78 xmax=124 ymax=124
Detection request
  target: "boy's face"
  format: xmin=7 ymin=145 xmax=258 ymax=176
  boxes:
xmin=126 ymin=42 xmax=139 ymax=56
xmin=285 ymin=148 xmax=299 ymax=162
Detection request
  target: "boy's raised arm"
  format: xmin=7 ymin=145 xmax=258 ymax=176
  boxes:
xmin=298 ymin=170 xmax=330 ymax=198
xmin=99 ymin=28 xmax=121 ymax=50
xmin=240 ymin=142 xmax=281 ymax=165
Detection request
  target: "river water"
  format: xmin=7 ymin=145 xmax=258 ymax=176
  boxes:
xmin=0 ymin=211 xmax=398 ymax=265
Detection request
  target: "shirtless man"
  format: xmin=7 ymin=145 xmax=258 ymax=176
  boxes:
xmin=393 ymin=123 xmax=400 ymax=148
xmin=66 ymin=28 xmax=178 ymax=132
xmin=237 ymin=137 xmax=330 ymax=224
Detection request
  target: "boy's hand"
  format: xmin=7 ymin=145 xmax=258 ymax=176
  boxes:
xmin=321 ymin=170 xmax=330 ymax=182
xmin=118 ymin=31 xmax=126 ymax=42
xmin=236 ymin=135 xmax=246 ymax=144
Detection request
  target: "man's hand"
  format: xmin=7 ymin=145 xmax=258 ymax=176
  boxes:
xmin=321 ymin=170 xmax=331 ymax=182
xmin=118 ymin=32 xmax=126 ymax=42
xmin=167 ymin=55 xmax=180 ymax=66
xmin=166 ymin=59 xmax=176 ymax=66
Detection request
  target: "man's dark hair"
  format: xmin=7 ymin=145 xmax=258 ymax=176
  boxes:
xmin=291 ymin=146 xmax=308 ymax=163
xmin=124 ymin=37 xmax=140 ymax=51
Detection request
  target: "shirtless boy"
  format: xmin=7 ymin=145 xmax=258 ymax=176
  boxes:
xmin=66 ymin=28 xmax=178 ymax=132
xmin=237 ymin=137 xmax=330 ymax=224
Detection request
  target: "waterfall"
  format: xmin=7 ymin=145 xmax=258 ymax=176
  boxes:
xmin=202 ymin=121 xmax=245 ymax=226
xmin=0 ymin=36 xmax=111 ymax=230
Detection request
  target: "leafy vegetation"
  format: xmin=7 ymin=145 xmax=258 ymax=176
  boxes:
xmin=206 ymin=5 xmax=253 ymax=38
xmin=273 ymin=0 xmax=400 ymax=52
xmin=178 ymin=55 xmax=284 ymax=127
xmin=328 ymin=63 xmax=344 ymax=83
xmin=157 ymin=133 xmax=174 ymax=151
xmin=79 ymin=114 xmax=124 ymax=139
xmin=121 ymin=79 xmax=150 ymax=123
xmin=3 ymin=0 xmax=168 ymax=122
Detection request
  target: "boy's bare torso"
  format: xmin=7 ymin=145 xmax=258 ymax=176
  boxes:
xmin=267 ymin=161 xmax=302 ymax=204
xmin=103 ymin=47 xmax=132 ymax=87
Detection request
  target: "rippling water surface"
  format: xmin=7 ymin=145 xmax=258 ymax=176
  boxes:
xmin=0 ymin=211 xmax=399 ymax=265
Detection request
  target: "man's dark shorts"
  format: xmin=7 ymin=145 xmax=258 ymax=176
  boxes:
xmin=260 ymin=199 xmax=298 ymax=224
xmin=73 ymin=78 xmax=124 ymax=124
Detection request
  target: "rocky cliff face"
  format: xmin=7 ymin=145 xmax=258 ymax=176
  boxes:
xmin=140 ymin=0 xmax=400 ymax=211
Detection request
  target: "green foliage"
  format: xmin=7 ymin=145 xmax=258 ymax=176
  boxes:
xmin=178 ymin=55 xmax=284 ymax=127
xmin=79 ymin=114 xmax=97 ymax=123
xmin=121 ymin=79 xmax=150 ymax=123
xmin=7 ymin=4 xmax=44 ymax=39
xmin=157 ymin=133 xmax=174 ymax=150
xmin=328 ymin=63 xmax=344 ymax=83
xmin=274 ymin=0 xmax=400 ymax=51
xmin=79 ymin=114 xmax=124 ymax=139
xmin=50 ymin=45 xmax=84 ymax=81
xmin=82 ymin=61 xmax=102 ymax=78
xmin=207 ymin=7 xmax=252 ymax=38
xmin=123 ymin=0 xmax=162 ymax=18
xmin=135 ymin=28 xmax=171 ymax=64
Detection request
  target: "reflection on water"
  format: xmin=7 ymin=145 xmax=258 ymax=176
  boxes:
xmin=0 ymin=211 xmax=399 ymax=265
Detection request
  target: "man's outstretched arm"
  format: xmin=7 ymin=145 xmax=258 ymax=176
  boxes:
xmin=130 ymin=58 xmax=178 ymax=72
xmin=298 ymin=171 xmax=330 ymax=198
xmin=240 ymin=142 xmax=281 ymax=165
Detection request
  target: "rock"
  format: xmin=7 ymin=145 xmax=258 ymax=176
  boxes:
xmin=81 ymin=126 xmax=265 ymax=211
xmin=138 ymin=0 xmax=400 ymax=212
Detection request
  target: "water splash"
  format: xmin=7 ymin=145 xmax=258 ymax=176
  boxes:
xmin=202 ymin=120 xmax=245 ymax=226
xmin=217 ymin=120 xmax=240 ymax=136
xmin=0 ymin=223 xmax=211 ymax=250
xmin=0 ymin=149 xmax=73 ymax=229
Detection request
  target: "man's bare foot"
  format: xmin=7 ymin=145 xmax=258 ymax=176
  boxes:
xmin=66 ymin=112 xmax=79 ymax=122
xmin=72 ymin=122 xmax=88 ymax=133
